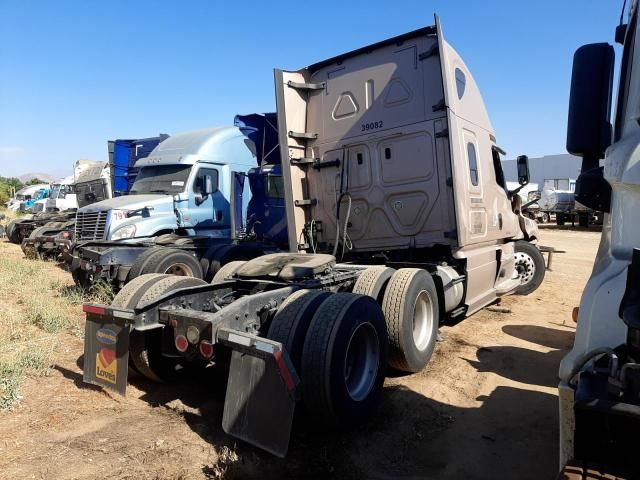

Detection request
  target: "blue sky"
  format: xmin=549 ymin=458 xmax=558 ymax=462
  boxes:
xmin=0 ymin=1 xmax=622 ymax=178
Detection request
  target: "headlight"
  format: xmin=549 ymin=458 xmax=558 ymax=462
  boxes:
xmin=111 ymin=224 xmax=137 ymax=240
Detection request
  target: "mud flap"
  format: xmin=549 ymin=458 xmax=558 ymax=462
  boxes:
xmin=82 ymin=306 xmax=131 ymax=395
xmin=218 ymin=328 xmax=300 ymax=457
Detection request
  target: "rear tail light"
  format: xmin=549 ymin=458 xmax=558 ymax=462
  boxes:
xmin=83 ymin=304 xmax=105 ymax=315
xmin=175 ymin=335 xmax=189 ymax=352
xmin=199 ymin=340 xmax=214 ymax=359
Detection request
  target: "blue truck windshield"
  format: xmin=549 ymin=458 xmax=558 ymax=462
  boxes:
xmin=130 ymin=165 xmax=192 ymax=195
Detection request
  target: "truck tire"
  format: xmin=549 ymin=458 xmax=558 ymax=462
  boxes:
xmin=514 ymin=240 xmax=546 ymax=295
xmin=112 ymin=274 xmax=208 ymax=382
xmin=111 ymin=273 xmax=168 ymax=308
xmin=301 ymin=293 xmax=387 ymax=426
xmin=352 ymin=267 xmax=395 ymax=304
xmin=139 ymin=249 xmax=203 ymax=279
xmin=578 ymin=214 xmax=590 ymax=228
xmin=540 ymin=212 xmax=550 ymax=224
xmin=110 ymin=273 xmax=170 ymax=376
xmin=153 ymin=233 xmax=181 ymax=245
xmin=5 ymin=220 xmax=17 ymax=242
xmin=72 ymin=268 xmax=94 ymax=289
xmin=211 ymin=260 xmax=247 ymax=284
xmin=267 ymin=289 xmax=331 ymax=371
xmin=381 ymin=268 xmax=440 ymax=373
xmin=556 ymin=214 xmax=566 ymax=226
xmin=8 ymin=219 xmax=25 ymax=243
xmin=208 ymin=244 xmax=264 ymax=279
xmin=28 ymin=223 xmax=61 ymax=239
xmin=127 ymin=246 xmax=166 ymax=281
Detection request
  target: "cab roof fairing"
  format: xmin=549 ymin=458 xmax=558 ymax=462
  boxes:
xmin=135 ymin=127 xmax=256 ymax=168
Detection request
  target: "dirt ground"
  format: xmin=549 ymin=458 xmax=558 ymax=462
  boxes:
xmin=0 ymin=229 xmax=601 ymax=480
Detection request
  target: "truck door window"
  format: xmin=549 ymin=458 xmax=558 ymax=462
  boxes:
xmin=491 ymin=148 xmax=506 ymax=189
xmin=614 ymin=5 xmax=637 ymax=141
xmin=467 ymin=142 xmax=479 ymax=186
xmin=264 ymin=175 xmax=284 ymax=199
xmin=193 ymin=168 xmax=219 ymax=195
xmin=130 ymin=165 xmax=192 ymax=195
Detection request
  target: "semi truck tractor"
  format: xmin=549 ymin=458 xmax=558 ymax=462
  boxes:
xmin=5 ymin=183 xmax=49 ymax=211
xmin=71 ymin=113 xmax=288 ymax=289
xmin=558 ymin=1 xmax=640 ymax=477
xmin=20 ymin=164 xmax=111 ymax=259
xmin=19 ymin=186 xmax=50 ymax=212
xmin=18 ymin=136 xmax=167 ymax=258
xmin=80 ymin=19 xmax=546 ymax=457
xmin=44 ymin=175 xmax=77 ymax=212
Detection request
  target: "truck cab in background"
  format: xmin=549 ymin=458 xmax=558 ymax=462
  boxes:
xmin=558 ymin=1 xmax=640 ymax=476
xmin=20 ymin=186 xmax=50 ymax=212
xmin=74 ymin=128 xmax=254 ymax=242
xmin=16 ymin=137 xmax=167 ymax=257
xmin=109 ymin=135 xmax=169 ymax=197
xmin=70 ymin=114 xmax=288 ymax=289
xmin=45 ymin=175 xmax=77 ymax=212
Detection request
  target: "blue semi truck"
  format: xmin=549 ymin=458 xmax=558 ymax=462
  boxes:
xmin=70 ymin=113 xmax=287 ymax=289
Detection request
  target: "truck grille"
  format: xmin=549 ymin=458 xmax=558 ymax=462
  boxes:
xmin=75 ymin=211 xmax=108 ymax=240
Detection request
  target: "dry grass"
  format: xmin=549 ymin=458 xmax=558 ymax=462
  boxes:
xmin=0 ymin=221 xmax=85 ymax=409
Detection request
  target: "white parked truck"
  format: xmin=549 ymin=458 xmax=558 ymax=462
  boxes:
xmin=558 ymin=1 xmax=640 ymax=477
xmin=81 ymin=18 xmax=547 ymax=457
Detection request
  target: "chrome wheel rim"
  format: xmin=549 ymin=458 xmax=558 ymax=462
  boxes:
xmin=344 ymin=322 xmax=379 ymax=401
xmin=514 ymin=252 xmax=536 ymax=285
xmin=164 ymin=263 xmax=193 ymax=276
xmin=413 ymin=290 xmax=435 ymax=351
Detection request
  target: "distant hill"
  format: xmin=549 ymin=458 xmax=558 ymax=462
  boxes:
xmin=17 ymin=172 xmax=56 ymax=183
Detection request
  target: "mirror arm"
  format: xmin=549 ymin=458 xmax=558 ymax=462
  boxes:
xmin=508 ymin=180 xmax=528 ymax=199
xmin=195 ymin=193 xmax=208 ymax=206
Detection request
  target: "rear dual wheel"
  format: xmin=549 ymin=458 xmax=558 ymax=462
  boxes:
xmin=211 ymin=261 xmax=247 ymax=285
xmin=128 ymin=248 xmax=204 ymax=282
xmin=354 ymin=266 xmax=441 ymax=374
xmin=297 ymin=293 xmax=388 ymax=426
xmin=111 ymin=273 xmax=208 ymax=382
xmin=382 ymin=269 xmax=440 ymax=373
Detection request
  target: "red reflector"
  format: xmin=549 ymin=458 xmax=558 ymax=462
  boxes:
xmin=83 ymin=304 xmax=105 ymax=315
xmin=175 ymin=335 xmax=189 ymax=353
xmin=199 ymin=340 xmax=214 ymax=359
xmin=274 ymin=351 xmax=295 ymax=392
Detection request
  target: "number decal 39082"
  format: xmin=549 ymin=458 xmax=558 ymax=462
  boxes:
xmin=361 ymin=121 xmax=383 ymax=131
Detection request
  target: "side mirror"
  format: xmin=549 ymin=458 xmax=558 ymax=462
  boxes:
xmin=516 ymin=155 xmax=530 ymax=185
xmin=566 ymin=43 xmax=614 ymax=166
xmin=204 ymin=175 xmax=215 ymax=195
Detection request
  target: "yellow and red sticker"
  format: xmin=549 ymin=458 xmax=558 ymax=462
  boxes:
xmin=96 ymin=348 xmax=117 ymax=384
